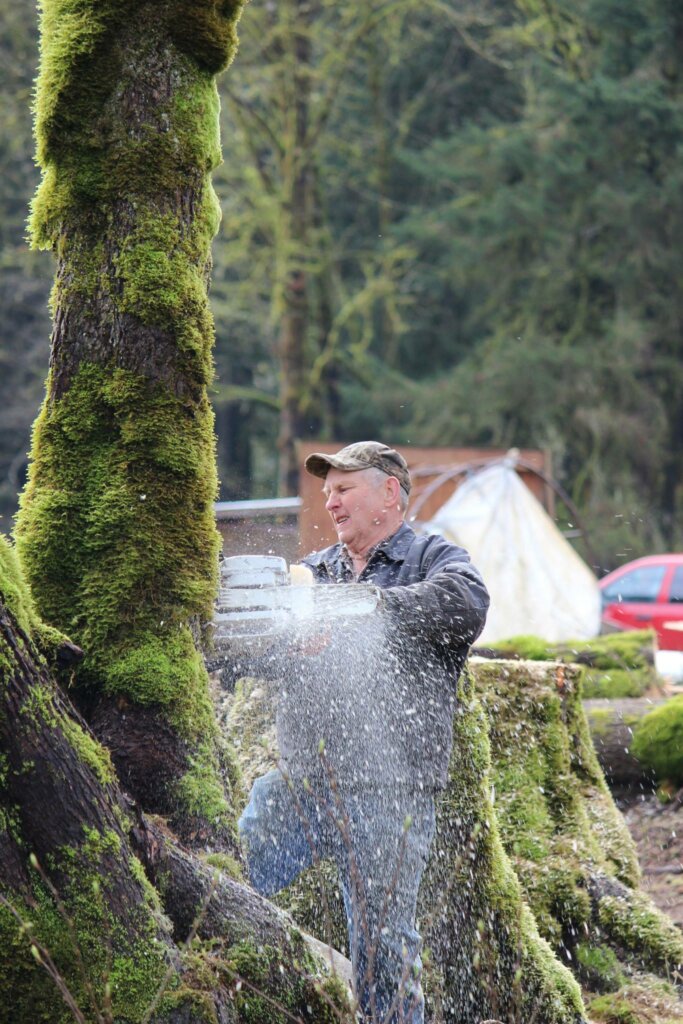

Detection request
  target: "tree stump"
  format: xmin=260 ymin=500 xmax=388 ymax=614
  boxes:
xmin=225 ymin=658 xmax=683 ymax=1023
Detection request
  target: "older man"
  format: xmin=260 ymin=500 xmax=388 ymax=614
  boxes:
xmin=239 ymin=442 xmax=489 ymax=1023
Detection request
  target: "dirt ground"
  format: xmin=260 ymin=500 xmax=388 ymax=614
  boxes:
xmin=618 ymin=790 xmax=683 ymax=930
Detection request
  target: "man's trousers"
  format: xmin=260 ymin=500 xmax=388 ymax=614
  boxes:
xmin=239 ymin=768 xmax=435 ymax=1024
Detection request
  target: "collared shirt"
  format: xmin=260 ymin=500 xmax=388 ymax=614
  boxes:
xmin=336 ymin=526 xmax=407 ymax=582
xmin=303 ymin=523 xmax=489 ymax=659
xmin=276 ymin=523 xmax=490 ymax=791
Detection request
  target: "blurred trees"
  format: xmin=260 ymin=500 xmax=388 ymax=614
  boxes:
xmin=0 ymin=0 xmax=52 ymax=521
xmin=1 ymin=0 xmax=682 ymax=566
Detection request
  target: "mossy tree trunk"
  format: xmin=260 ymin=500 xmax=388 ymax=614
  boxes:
xmin=0 ymin=564 xmax=352 ymax=1022
xmin=0 ymin=580 xmax=179 ymax=1021
xmin=15 ymin=0 xmax=245 ymax=847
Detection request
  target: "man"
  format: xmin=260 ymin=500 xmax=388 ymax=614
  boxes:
xmin=239 ymin=442 xmax=489 ymax=1023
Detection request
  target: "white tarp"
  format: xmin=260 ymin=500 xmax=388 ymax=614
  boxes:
xmin=423 ymin=459 xmax=601 ymax=644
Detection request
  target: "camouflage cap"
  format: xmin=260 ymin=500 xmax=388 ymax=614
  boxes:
xmin=305 ymin=441 xmax=411 ymax=495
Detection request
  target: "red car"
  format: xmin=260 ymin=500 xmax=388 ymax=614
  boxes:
xmin=599 ymin=554 xmax=683 ymax=652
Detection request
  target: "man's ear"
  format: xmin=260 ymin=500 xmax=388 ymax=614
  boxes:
xmin=384 ymin=475 xmax=401 ymax=508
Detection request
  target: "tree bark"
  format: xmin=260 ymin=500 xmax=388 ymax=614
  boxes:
xmin=15 ymin=0 xmax=246 ymax=848
xmin=276 ymin=0 xmax=315 ymax=497
xmin=0 ymin=565 xmax=350 ymax=1022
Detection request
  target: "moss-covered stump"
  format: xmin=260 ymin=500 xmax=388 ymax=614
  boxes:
xmin=469 ymin=658 xmax=683 ymax=1024
xmin=14 ymin=0 xmax=247 ymax=847
xmin=224 ymin=676 xmax=587 ymax=1022
xmin=417 ymin=667 xmax=586 ymax=1024
xmin=224 ymin=662 xmax=683 ymax=1024
xmin=484 ymin=631 xmax=660 ymax=699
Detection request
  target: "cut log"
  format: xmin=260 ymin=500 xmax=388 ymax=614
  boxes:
xmin=584 ymin=698 xmax=667 ymax=787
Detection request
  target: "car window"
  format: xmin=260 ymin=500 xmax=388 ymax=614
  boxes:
xmin=668 ymin=566 xmax=683 ymax=604
xmin=602 ymin=565 xmax=667 ymax=603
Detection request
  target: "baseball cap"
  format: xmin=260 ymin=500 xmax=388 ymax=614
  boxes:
xmin=304 ymin=441 xmax=411 ymax=495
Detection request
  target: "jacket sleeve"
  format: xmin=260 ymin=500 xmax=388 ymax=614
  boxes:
xmin=380 ymin=538 xmax=489 ymax=650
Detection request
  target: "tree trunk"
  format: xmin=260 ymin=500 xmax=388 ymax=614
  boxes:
xmin=0 ymin=566 xmax=179 ymax=1021
xmin=0 ymin=544 xmax=351 ymax=1022
xmin=15 ymin=0 xmax=246 ymax=848
xmin=276 ymin=0 xmax=315 ymax=497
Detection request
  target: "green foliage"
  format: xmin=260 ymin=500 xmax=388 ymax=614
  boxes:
xmin=631 ymin=696 xmax=683 ymax=786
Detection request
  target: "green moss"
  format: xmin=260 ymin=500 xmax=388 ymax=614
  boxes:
xmin=30 ymin=2 xmax=242 ymax=246
xmin=176 ymin=740 xmax=231 ymax=824
xmin=589 ymin=979 xmax=683 ymax=1024
xmin=493 ymin=634 xmax=555 ymax=660
xmin=61 ymin=716 xmax=116 ymax=786
xmin=575 ymin=942 xmax=625 ymax=992
xmin=17 ymin=365 xmax=222 ymax=753
xmin=154 ymin=985 xmax=218 ymax=1023
xmin=631 ymin=696 xmax=683 ymax=786
xmin=586 ymin=707 xmax=614 ymax=738
xmin=589 ymin=993 xmax=641 ymax=1024
xmin=18 ymin=682 xmax=58 ymax=729
xmin=0 ymin=534 xmax=39 ymax=639
xmin=221 ymin=940 xmax=351 ymax=1024
xmin=204 ymin=852 xmax=242 ymax=880
xmin=169 ymin=0 xmax=246 ymax=73
xmin=418 ymin=666 xmax=587 ymax=1023
xmin=0 ymin=836 xmax=172 ymax=1023
xmin=112 ymin=191 xmax=221 ymax=358
xmin=274 ymin=859 xmax=348 ymax=955
xmin=222 ymin=677 xmax=279 ymax=801
xmin=491 ymin=631 xmax=658 ymax=699
xmin=582 ymin=668 xmax=650 ymax=699
xmin=597 ymin=888 xmax=683 ymax=975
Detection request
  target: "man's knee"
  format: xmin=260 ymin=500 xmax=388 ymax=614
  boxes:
xmin=238 ymin=770 xmax=316 ymax=896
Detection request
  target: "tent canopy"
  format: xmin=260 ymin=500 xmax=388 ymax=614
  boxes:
xmin=422 ymin=457 xmax=601 ymax=644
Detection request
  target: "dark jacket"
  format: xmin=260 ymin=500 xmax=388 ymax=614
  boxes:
xmin=275 ymin=524 xmax=489 ymax=791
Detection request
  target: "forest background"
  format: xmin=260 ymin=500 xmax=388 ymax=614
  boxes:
xmin=1 ymin=0 xmax=682 ymax=570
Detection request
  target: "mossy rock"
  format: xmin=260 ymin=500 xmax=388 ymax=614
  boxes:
xmin=631 ymin=696 xmax=683 ymax=787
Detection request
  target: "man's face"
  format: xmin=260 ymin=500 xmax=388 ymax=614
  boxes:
xmin=323 ymin=468 xmax=388 ymax=551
